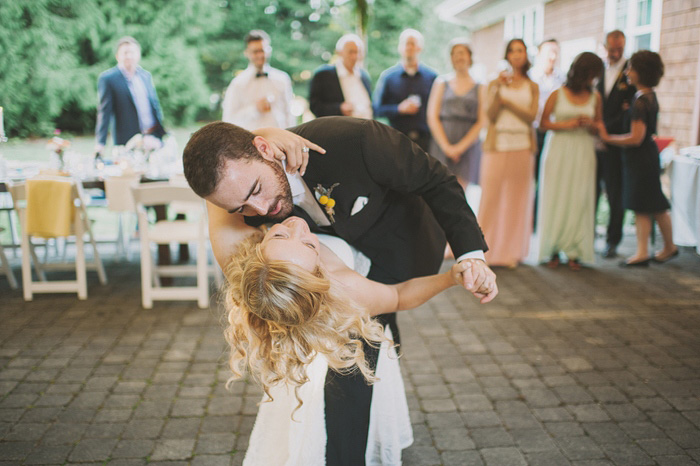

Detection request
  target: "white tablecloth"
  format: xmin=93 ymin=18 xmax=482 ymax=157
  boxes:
xmin=670 ymin=155 xmax=700 ymax=254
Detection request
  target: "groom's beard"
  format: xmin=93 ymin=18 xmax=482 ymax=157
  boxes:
xmin=260 ymin=158 xmax=294 ymax=222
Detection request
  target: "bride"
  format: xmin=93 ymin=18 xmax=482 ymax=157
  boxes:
xmin=224 ymin=217 xmax=470 ymax=465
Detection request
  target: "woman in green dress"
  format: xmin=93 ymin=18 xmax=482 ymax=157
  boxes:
xmin=537 ymin=52 xmax=604 ymax=270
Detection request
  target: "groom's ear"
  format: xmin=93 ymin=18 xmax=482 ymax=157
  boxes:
xmin=252 ymin=136 xmax=276 ymax=162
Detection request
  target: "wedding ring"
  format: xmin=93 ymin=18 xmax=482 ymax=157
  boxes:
xmin=302 ymin=146 xmax=309 ymax=153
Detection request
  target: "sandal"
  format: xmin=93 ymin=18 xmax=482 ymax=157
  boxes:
xmin=546 ymin=254 xmax=560 ymax=268
xmin=568 ymin=259 xmax=581 ymax=271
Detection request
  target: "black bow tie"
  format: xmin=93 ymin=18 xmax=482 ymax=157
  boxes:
xmin=255 ymin=72 xmax=268 ymax=78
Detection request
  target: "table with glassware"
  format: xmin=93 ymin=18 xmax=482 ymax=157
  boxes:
xmin=0 ymin=145 xmax=189 ymax=266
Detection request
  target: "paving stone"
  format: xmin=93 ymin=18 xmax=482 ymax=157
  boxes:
xmin=402 ymin=445 xmax=441 ymax=465
xmin=454 ymin=394 xmax=492 ymax=412
xmin=556 ymin=436 xmax=605 ymax=460
xmin=191 ymin=455 xmax=232 ymax=466
xmin=421 ymin=398 xmax=457 ymax=413
xmin=194 ymin=432 xmax=236 ymax=454
xmin=41 ymin=423 xmax=89 ymax=445
xmin=111 ymin=439 xmax=155 ymax=458
xmin=122 ymin=419 xmax=165 ymax=439
xmin=68 ymin=438 xmax=118 ymax=462
xmin=654 ymin=455 xmax=699 ymax=466
xmin=461 ymin=411 xmax=502 ymax=428
xmin=23 ymin=445 xmax=73 ymax=464
xmin=480 ymin=446 xmax=527 ymax=465
xmin=637 ymin=437 xmax=685 ymax=456
xmin=432 ymin=427 xmax=475 ymax=450
xmin=470 ymin=427 xmax=513 ymax=448
xmin=426 ymin=412 xmax=465 ymax=429
xmin=162 ymin=418 xmax=201 ymax=439
xmin=600 ymin=443 xmax=654 ymax=465
xmin=441 ymin=450 xmax=484 ymax=465
xmin=582 ymin=423 xmax=631 ymax=444
xmin=524 ymin=450 xmax=572 ymax=465
xmin=0 ymin=441 xmax=33 ymax=461
xmin=510 ymin=428 xmax=557 ymax=452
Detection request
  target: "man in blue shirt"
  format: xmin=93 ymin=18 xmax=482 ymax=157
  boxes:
xmin=373 ymin=29 xmax=437 ymax=152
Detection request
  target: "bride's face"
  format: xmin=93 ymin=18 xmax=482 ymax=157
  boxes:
xmin=261 ymin=217 xmax=321 ymax=272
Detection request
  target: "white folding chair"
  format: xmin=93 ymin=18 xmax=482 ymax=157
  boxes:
xmin=0 ymin=231 xmax=17 ymax=289
xmin=104 ymin=175 xmax=140 ymax=260
xmin=10 ymin=177 xmax=107 ymax=301
xmin=131 ymin=182 xmax=216 ymax=309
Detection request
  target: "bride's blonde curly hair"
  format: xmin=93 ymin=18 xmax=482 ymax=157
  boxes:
xmin=223 ymin=232 xmax=388 ymax=410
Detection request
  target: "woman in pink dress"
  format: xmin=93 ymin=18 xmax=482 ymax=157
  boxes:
xmin=478 ymin=39 xmax=539 ymax=268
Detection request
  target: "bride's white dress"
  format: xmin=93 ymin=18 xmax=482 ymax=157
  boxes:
xmin=242 ymin=234 xmax=413 ymax=466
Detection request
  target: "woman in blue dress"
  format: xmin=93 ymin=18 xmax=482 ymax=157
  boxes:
xmin=599 ymin=50 xmax=678 ymax=266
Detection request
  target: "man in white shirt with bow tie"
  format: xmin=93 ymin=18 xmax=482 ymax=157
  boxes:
xmin=221 ymin=30 xmax=295 ymax=130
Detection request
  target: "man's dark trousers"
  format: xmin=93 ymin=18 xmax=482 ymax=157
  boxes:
xmin=596 ymin=145 xmax=625 ymax=248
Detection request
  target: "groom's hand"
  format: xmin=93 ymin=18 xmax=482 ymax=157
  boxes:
xmin=459 ymin=259 xmax=498 ymax=304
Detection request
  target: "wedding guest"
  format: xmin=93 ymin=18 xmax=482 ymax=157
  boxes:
xmin=95 ymin=36 xmax=165 ymax=154
xmin=538 ymin=52 xmax=603 ymax=270
xmin=308 ymin=34 xmax=372 ymax=119
xmin=529 ymin=38 xmax=566 ymax=228
xmin=374 ymin=29 xmax=437 ymax=151
xmin=222 ymin=30 xmax=295 ymax=130
xmin=427 ymin=39 xmax=484 ymax=188
xmin=596 ymin=30 xmax=636 ymax=258
xmin=598 ymin=51 xmax=678 ymax=267
xmin=478 ymin=39 xmax=539 ymax=268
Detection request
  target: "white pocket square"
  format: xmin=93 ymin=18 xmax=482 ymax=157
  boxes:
xmin=350 ymin=196 xmax=369 ymax=216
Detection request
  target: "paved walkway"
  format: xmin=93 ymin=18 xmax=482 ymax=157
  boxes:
xmin=1 ymin=242 xmax=699 ymax=465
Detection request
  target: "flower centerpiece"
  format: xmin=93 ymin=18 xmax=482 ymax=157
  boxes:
xmin=46 ymin=129 xmax=71 ymax=169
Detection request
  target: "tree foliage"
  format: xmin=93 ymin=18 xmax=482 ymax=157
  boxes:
xmin=0 ymin=0 xmax=467 ymax=138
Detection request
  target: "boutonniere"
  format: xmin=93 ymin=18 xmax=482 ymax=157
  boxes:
xmin=314 ymin=183 xmax=339 ymax=223
xmin=618 ymin=81 xmax=627 ymax=91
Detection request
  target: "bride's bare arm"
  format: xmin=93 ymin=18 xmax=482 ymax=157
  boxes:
xmin=329 ymin=256 xmax=468 ymax=316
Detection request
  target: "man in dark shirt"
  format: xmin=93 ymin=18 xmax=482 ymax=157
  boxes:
xmin=373 ymin=29 xmax=437 ymax=151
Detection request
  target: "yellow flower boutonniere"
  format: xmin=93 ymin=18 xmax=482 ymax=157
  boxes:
xmin=618 ymin=81 xmax=628 ymax=91
xmin=314 ymin=183 xmax=339 ymax=223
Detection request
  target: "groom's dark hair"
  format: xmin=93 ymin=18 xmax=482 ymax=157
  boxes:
xmin=183 ymin=122 xmax=262 ymax=198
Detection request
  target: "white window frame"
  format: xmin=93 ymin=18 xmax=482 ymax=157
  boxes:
xmin=504 ymin=3 xmax=544 ymax=54
xmin=604 ymin=0 xmax=662 ymax=52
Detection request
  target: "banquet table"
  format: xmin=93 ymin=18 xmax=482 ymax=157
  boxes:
xmin=670 ymin=152 xmax=700 ymax=254
xmin=0 ymin=173 xmax=188 ymax=266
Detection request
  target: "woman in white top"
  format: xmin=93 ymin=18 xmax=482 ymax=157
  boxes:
xmin=478 ymin=39 xmax=539 ymax=268
xmin=224 ymin=217 xmax=470 ymax=465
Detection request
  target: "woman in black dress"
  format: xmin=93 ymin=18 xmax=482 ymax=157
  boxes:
xmin=598 ymin=50 xmax=678 ymax=267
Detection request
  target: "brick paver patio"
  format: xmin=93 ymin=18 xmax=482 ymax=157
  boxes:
xmin=1 ymin=242 xmax=699 ymax=465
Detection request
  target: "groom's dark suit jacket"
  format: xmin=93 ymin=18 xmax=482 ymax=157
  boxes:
xmin=247 ymin=116 xmax=487 ymax=283
xmin=95 ymin=66 xmax=166 ymax=146
xmin=597 ymin=60 xmax=636 ymax=134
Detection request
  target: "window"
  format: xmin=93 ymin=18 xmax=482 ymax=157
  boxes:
xmin=604 ymin=0 xmax=662 ymax=52
xmin=504 ymin=3 xmax=544 ymax=54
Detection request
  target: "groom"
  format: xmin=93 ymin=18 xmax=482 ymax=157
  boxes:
xmin=183 ymin=116 xmax=497 ymax=465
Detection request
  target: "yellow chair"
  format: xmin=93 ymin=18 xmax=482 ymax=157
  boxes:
xmin=10 ymin=176 xmax=107 ymax=300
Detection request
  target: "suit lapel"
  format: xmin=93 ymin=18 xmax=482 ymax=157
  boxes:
xmin=114 ymin=69 xmax=138 ymax=112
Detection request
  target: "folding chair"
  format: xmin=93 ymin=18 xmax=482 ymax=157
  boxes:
xmin=10 ymin=177 xmax=107 ymax=300
xmin=104 ymin=175 xmax=140 ymax=260
xmin=0 ymin=233 xmax=17 ymax=289
xmin=131 ymin=182 xmax=217 ymax=309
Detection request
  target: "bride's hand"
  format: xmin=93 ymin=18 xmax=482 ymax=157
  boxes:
xmin=253 ymin=127 xmax=326 ymax=176
xmin=458 ymin=259 xmax=498 ymax=304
